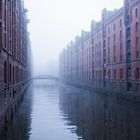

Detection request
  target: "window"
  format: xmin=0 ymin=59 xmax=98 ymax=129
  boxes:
xmin=135 ymin=8 xmax=138 ymax=18
xmin=136 ymin=68 xmax=140 ymax=80
xmin=114 ymin=34 xmax=116 ymax=53
xmin=9 ymin=64 xmax=12 ymax=84
xmin=114 ymin=69 xmax=116 ymax=79
xmin=120 ymin=31 xmax=123 ymax=42
xmin=120 ymin=19 xmax=122 ymax=27
xmin=104 ymin=69 xmax=106 ymax=79
xmin=120 ymin=42 xmax=123 ymax=50
xmin=4 ymin=61 xmax=7 ymax=84
xmin=4 ymin=0 xmax=7 ymax=29
xmin=135 ymin=22 xmax=138 ymax=36
xmin=113 ymin=34 xmax=116 ymax=43
xmin=114 ymin=34 xmax=116 ymax=63
xmin=114 ymin=56 xmax=116 ymax=63
xmin=4 ymin=34 xmax=6 ymax=48
xmin=136 ymin=50 xmax=139 ymax=58
xmin=120 ymin=69 xmax=123 ymax=80
xmin=126 ymin=15 xmax=130 ymax=26
xmin=103 ymin=40 xmax=106 ymax=48
xmin=135 ymin=37 xmax=139 ymax=58
xmin=104 ymin=49 xmax=106 ymax=57
xmin=113 ymin=23 xmax=116 ymax=31
xmin=120 ymin=54 xmax=123 ymax=62
xmin=108 ymin=37 xmax=110 ymax=64
xmin=0 ymin=0 xmax=2 ymax=10
xmin=104 ymin=58 xmax=106 ymax=64
xmin=120 ymin=31 xmax=123 ymax=62
xmin=13 ymin=66 xmax=15 ymax=84
xmin=136 ymin=37 xmax=139 ymax=48
xmin=108 ymin=70 xmax=111 ymax=79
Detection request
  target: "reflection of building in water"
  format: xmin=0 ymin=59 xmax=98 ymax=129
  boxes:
xmin=0 ymin=87 xmax=32 ymax=140
xmin=59 ymin=86 xmax=140 ymax=140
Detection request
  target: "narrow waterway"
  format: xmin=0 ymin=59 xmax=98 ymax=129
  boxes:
xmin=1 ymin=79 xmax=140 ymax=140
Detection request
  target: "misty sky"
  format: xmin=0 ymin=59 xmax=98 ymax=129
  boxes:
xmin=24 ymin=0 xmax=123 ymax=76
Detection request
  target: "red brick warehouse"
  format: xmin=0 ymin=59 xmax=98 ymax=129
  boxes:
xmin=0 ymin=0 xmax=31 ymax=86
xmin=59 ymin=0 xmax=140 ymax=101
xmin=0 ymin=0 xmax=31 ymax=130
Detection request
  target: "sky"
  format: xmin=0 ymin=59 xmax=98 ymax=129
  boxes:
xmin=24 ymin=0 xmax=123 ymax=77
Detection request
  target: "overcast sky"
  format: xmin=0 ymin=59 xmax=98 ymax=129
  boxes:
xmin=24 ymin=0 xmax=123 ymax=76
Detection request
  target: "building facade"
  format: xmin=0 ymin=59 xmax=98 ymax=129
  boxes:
xmin=0 ymin=0 xmax=31 ymax=86
xmin=0 ymin=0 xmax=31 ymax=130
xmin=59 ymin=0 xmax=140 ymax=101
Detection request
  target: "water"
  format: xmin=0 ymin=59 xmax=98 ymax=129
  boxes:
xmin=1 ymin=79 xmax=140 ymax=140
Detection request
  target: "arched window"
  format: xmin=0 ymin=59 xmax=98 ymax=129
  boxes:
xmin=4 ymin=61 xmax=7 ymax=84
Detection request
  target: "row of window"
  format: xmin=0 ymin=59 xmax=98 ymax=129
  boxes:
xmin=4 ymin=61 xmax=27 ymax=84
xmin=96 ymin=8 xmax=138 ymax=38
xmin=95 ymin=68 xmax=140 ymax=80
xmin=107 ymin=18 xmax=123 ymax=36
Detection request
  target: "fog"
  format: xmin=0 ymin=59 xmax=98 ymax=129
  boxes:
xmin=24 ymin=0 xmax=123 ymax=77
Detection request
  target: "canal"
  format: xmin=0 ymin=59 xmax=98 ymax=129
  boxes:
xmin=1 ymin=79 xmax=140 ymax=140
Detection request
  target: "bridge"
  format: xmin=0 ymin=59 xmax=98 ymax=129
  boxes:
xmin=33 ymin=75 xmax=59 ymax=80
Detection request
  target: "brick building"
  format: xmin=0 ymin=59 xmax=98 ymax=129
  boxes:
xmin=0 ymin=0 xmax=31 ymax=130
xmin=59 ymin=0 xmax=140 ymax=100
xmin=0 ymin=0 xmax=31 ymax=86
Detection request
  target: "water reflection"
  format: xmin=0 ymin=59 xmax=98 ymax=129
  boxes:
xmin=30 ymin=80 xmax=79 ymax=140
xmin=59 ymin=85 xmax=140 ymax=140
xmin=0 ymin=86 xmax=32 ymax=140
xmin=0 ymin=80 xmax=140 ymax=140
